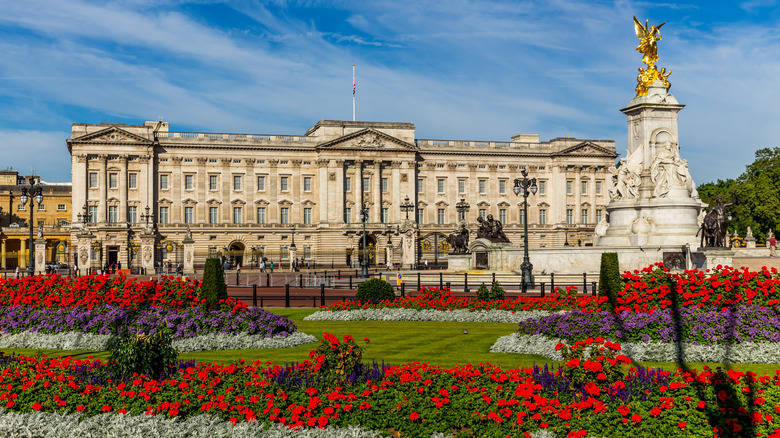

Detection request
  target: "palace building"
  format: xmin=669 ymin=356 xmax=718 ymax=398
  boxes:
xmin=67 ymin=119 xmax=617 ymax=271
xmin=0 ymin=170 xmax=73 ymax=270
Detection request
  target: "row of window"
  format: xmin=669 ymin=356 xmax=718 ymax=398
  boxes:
xmin=417 ymin=179 xmax=604 ymax=196
xmin=87 ymin=172 xmax=605 ymax=198
xmin=87 ymin=205 xmax=602 ymax=227
xmin=17 ymin=204 xmax=68 ymax=211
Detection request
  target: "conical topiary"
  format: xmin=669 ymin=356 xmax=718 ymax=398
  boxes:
xmin=200 ymin=257 xmax=228 ymax=310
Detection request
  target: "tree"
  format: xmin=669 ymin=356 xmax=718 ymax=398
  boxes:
xmin=200 ymin=257 xmax=228 ymax=310
xmin=698 ymin=147 xmax=780 ymax=242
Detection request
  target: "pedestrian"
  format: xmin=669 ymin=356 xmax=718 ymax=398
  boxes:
xmin=270 ymin=261 xmax=274 ymax=272
xmin=386 ymin=260 xmax=391 ymax=270
xmin=770 ymin=235 xmax=777 ymax=257
xmin=118 ymin=261 xmax=122 ymax=270
xmin=307 ymin=261 xmax=310 ymax=270
xmin=424 ymin=259 xmax=428 ymax=270
xmin=14 ymin=266 xmax=19 ymax=279
xmin=260 ymin=260 xmax=266 ymax=273
xmin=237 ymin=263 xmax=241 ymax=274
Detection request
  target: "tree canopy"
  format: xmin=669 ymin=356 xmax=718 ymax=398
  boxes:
xmin=698 ymin=147 xmax=780 ymax=242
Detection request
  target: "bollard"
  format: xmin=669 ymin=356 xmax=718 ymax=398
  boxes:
xmin=464 ymin=272 xmax=469 ymax=293
xmin=492 ymin=272 xmax=496 ymax=284
xmin=446 ymin=281 xmax=451 ymax=290
xmin=417 ymin=272 xmax=421 ymax=291
xmin=285 ymin=284 xmax=290 ymax=308
xmin=253 ymin=284 xmax=257 ymax=307
xmin=260 ymin=296 xmax=264 ymax=307
xmin=540 ymin=281 xmax=545 ymax=298
xmin=321 ymin=283 xmax=326 ymax=307
xmin=540 ymin=282 xmax=544 ymax=296
xmin=583 ymin=273 xmax=587 ymax=295
xmin=592 ymin=281 xmax=598 ymax=296
xmin=299 ymin=274 xmax=303 ymax=288
xmin=266 ymin=274 xmax=270 ymax=288
xmin=312 ymin=296 xmax=316 ymax=307
xmin=439 ymin=272 xmax=443 ymax=290
xmin=349 ymin=275 xmax=352 ymax=290
xmin=236 ymin=271 xmax=239 ymax=286
xmin=550 ymin=272 xmax=555 ymax=293
xmin=401 ymin=282 xmax=406 ymax=297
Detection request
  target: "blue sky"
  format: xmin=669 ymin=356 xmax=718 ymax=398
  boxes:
xmin=1 ymin=0 xmax=779 ymax=185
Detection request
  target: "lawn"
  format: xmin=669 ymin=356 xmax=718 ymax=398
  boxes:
xmin=3 ymin=307 xmax=780 ymax=376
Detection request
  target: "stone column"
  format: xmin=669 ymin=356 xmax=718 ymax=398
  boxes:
xmin=244 ymin=158 xmax=256 ymax=223
xmin=0 ymin=237 xmax=6 ymax=270
xmin=333 ymin=160 xmax=345 ymax=223
xmin=98 ymin=155 xmax=107 ymax=223
xmin=119 ymin=155 xmax=128 ymax=224
xmin=182 ymin=230 xmax=195 ymax=275
xmin=140 ymin=234 xmax=156 ymax=275
xmin=317 ymin=159 xmax=329 ymax=224
xmin=221 ymin=158 xmax=232 ymax=223
xmin=400 ymin=224 xmax=416 ymax=269
xmin=291 ymin=160 xmax=301 ymax=223
xmin=197 ymin=157 xmax=208 ymax=223
xmin=390 ymin=161 xmax=401 ymax=223
xmin=139 ymin=155 xmax=152 ymax=213
xmin=35 ymin=236 xmax=46 ymax=275
xmin=73 ymin=154 xmax=88 ymax=224
xmin=171 ymin=157 xmax=183 ymax=223
xmin=373 ymin=161 xmax=381 ymax=223
xmin=268 ymin=159 xmax=279 ymax=223
xmin=19 ymin=238 xmax=27 ymax=269
xmin=355 ymin=160 xmax=363 ymax=210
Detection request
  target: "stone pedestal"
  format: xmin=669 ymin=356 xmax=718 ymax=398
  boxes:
xmin=400 ymin=220 xmax=416 ymax=269
xmin=75 ymin=232 xmax=93 ymax=275
xmin=182 ymin=231 xmax=195 ymax=275
xmin=34 ymin=237 xmax=46 ymax=275
xmin=598 ymin=81 xmax=704 ymax=247
xmin=385 ymin=244 xmax=393 ymax=268
xmin=140 ymin=234 xmax=156 ymax=275
xmin=448 ymin=254 xmax=471 ymax=272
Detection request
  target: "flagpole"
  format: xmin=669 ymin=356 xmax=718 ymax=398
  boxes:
xmin=352 ymin=64 xmax=356 ymax=122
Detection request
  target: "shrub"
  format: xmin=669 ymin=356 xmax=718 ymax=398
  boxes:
xmin=475 ymin=283 xmax=490 ymax=300
xmin=107 ymin=330 xmax=178 ymax=379
xmin=355 ymin=278 xmax=394 ymax=303
xmin=421 ymin=286 xmax=453 ymax=301
xmin=200 ymin=258 xmax=227 ymax=310
xmin=598 ymin=252 xmax=622 ymax=312
xmin=489 ymin=282 xmax=506 ymax=300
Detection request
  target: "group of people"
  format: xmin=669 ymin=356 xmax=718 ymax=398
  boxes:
xmin=102 ymin=262 xmax=121 ymax=274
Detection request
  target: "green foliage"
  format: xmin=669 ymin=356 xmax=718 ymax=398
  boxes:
xmin=200 ymin=258 xmax=227 ymax=310
xmin=107 ymin=330 xmax=178 ymax=378
xmin=698 ymin=147 xmax=780 ymax=242
xmin=355 ymin=278 xmax=395 ymax=303
xmin=598 ymin=252 xmax=622 ymax=313
xmin=475 ymin=282 xmax=490 ymax=300
xmin=475 ymin=282 xmax=505 ymax=300
xmin=489 ymin=282 xmax=505 ymax=300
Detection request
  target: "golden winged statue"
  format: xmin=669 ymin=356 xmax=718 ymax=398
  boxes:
xmin=633 ymin=16 xmax=671 ymax=97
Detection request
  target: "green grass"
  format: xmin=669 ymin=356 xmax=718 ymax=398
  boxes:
xmin=3 ymin=307 xmax=780 ymax=376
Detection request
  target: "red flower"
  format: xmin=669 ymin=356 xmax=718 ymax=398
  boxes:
xmin=410 ymin=412 xmax=420 ymax=421
xmin=632 ymin=414 xmax=642 ymax=422
xmin=697 ymin=400 xmax=706 ymax=409
xmin=31 ymin=402 xmax=42 ymax=411
xmin=678 ymin=421 xmax=687 ymax=429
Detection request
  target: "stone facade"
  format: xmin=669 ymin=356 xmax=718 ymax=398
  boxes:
xmin=67 ymin=119 xmax=617 ymax=270
xmin=0 ymin=170 xmax=73 ymax=271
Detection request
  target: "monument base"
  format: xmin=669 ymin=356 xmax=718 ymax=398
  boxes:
xmin=598 ymin=196 xmax=703 ymax=247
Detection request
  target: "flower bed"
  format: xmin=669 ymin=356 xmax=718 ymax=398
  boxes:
xmin=2 ymin=336 xmax=780 ymax=437
xmin=0 ymin=305 xmax=294 ymax=338
xmin=517 ymin=305 xmax=780 ymax=345
xmin=304 ymin=307 xmax=555 ymax=323
xmin=0 ymin=274 xmax=246 ymax=310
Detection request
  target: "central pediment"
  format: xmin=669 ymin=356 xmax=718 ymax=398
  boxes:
xmin=70 ymin=126 xmax=154 ymax=145
xmin=316 ymin=128 xmax=418 ymax=152
xmin=554 ymin=141 xmax=617 ymax=157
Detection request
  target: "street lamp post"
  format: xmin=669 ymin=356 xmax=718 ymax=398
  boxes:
xmin=359 ymin=205 xmax=369 ymax=278
xmin=19 ymin=177 xmax=43 ymax=277
xmin=564 ymin=227 xmax=570 ymax=247
xmin=455 ymin=197 xmax=470 ymax=223
xmin=513 ymin=169 xmax=538 ymax=293
xmin=400 ymin=195 xmax=414 ymax=221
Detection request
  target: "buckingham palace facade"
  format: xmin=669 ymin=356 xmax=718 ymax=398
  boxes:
xmin=68 ymin=119 xmax=617 ymax=270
